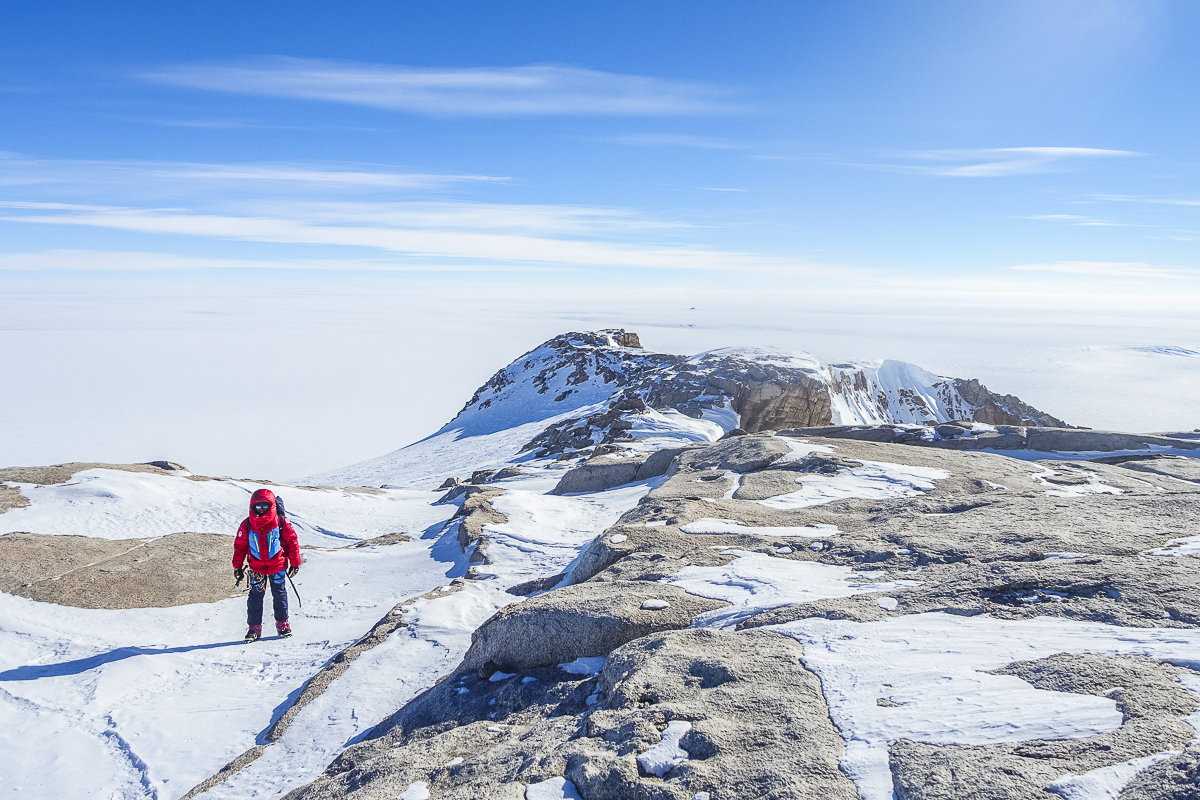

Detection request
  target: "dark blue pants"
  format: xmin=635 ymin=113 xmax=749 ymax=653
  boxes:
xmin=247 ymin=571 xmax=289 ymax=626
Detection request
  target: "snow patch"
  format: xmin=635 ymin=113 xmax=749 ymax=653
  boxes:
xmin=666 ymin=550 xmax=921 ymax=629
xmin=1047 ymin=752 xmax=1178 ymax=800
xmin=681 ymin=518 xmax=836 ymax=538
xmin=754 ymin=461 xmax=949 ymax=510
xmin=525 ymin=776 xmax=583 ymax=800
xmin=397 ymin=781 xmax=431 ymax=800
xmin=1144 ymin=535 xmax=1200 ymax=558
xmin=627 ymin=407 xmax=727 ymax=445
xmin=558 ymin=656 xmax=606 ymax=675
xmin=637 ymin=720 xmax=692 ymax=777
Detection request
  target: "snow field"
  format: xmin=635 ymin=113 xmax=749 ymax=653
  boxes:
xmin=307 ymin=413 xmax=587 ymax=489
xmin=0 ymin=531 xmax=455 ymax=799
xmin=770 ymin=614 xmax=1200 ymax=800
xmin=0 ymin=460 xmax=658 ymax=800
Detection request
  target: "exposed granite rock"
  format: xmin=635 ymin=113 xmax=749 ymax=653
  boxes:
xmin=286 ymin=629 xmax=857 ymax=800
xmin=0 ymin=461 xmax=196 ymax=487
xmin=284 ymin=430 xmax=1200 ymax=800
xmin=462 ymin=581 xmax=729 ymax=671
xmin=952 ymin=377 xmax=1069 ymax=427
xmin=553 ymin=457 xmax=645 ymax=496
xmin=668 ymin=434 xmax=792 ymax=475
xmin=448 ymin=489 xmax=506 ymax=567
xmin=0 ymin=483 xmax=28 ymax=515
xmin=0 ymin=531 xmax=237 ymax=609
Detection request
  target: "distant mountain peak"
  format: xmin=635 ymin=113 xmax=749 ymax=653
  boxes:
xmin=309 ymin=330 xmax=1068 ymax=485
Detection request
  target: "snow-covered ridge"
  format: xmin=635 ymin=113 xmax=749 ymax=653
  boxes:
xmin=307 ymin=329 xmax=1067 ymax=486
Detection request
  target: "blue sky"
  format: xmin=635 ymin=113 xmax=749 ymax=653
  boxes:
xmin=3 ymin=1 xmax=1199 ymax=477
xmin=3 ymin=0 xmax=1198 ymax=289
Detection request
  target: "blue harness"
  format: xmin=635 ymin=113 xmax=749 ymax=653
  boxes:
xmin=248 ymin=524 xmax=282 ymax=561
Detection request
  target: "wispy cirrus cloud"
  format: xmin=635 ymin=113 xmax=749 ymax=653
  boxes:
xmin=1019 ymin=213 xmax=1131 ymax=227
xmin=1092 ymin=193 xmax=1200 ymax=207
xmin=596 ymin=133 xmax=747 ymax=149
xmin=141 ymin=57 xmax=737 ymax=117
xmin=0 ymin=200 xmax=818 ymax=274
xmin=1009 ymin=260 xmax=1195 ymax=279
xmin=872 ymin=147 xmax=1138 ymax=178
xmin=0 ymin=153 xmax=505 ymax=192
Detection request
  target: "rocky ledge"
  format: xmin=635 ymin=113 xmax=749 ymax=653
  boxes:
xmin=287 ymin=430 xmax=1200 ymax=800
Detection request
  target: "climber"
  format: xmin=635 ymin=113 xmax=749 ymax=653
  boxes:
xmin=233 ymin=488 xmax=301 ymax=643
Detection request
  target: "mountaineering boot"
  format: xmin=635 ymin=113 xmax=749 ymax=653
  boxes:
xmin=244 ymin=625 xmax=262 ymax=644
xmin=276 ymin=620 xmax=292 ymax=638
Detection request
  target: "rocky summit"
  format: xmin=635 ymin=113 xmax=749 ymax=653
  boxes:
xmin=2 ymin=331 xmax=1199 ymax=800
xmin=446 ymin=329 xmax=1069 ymax=460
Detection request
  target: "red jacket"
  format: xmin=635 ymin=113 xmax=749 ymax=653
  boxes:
xmin=233 ymin=489 xmax=301 ymax=575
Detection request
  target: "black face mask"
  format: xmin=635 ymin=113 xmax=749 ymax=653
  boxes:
xmin=251 ymin=502 xmax=272 ymax=516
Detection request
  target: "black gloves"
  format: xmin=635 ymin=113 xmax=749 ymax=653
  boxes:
xmin=234 ymin=568 xmax=245 ymax=582
xmin=287 ymin=564 xmax=300 ymax=578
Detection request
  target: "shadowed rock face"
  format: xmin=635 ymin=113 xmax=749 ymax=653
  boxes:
xmin=709 ymin=372 xmax=833 ymax=432
xmin=952 ymin=378 xmax=1069 ymax=428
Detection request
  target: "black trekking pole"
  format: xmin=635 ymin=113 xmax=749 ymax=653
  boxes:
xmin=287 ymin=572 xmax=303 ymax=609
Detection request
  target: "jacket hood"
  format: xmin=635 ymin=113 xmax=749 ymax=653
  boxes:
xmin=248 ymin=488 xmax=279 ymax=533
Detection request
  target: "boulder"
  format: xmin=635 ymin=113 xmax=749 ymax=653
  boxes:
xmin=435 ymin=483 xmax=489 ymax=504
xmin=462 ymin=581 xmax=728 ymax=671
xmin=553 ymin=458 xmax=644 ymax=495
xmin=634 ymin=446 xmax=696 ymax=481
xmin=488 ymin=466 xmax=522 ymax=482
xmin=668 ymin=435 xmax=792 ymax=475
xmin=142 ymin=460 xmax=188 ymax=471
